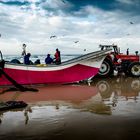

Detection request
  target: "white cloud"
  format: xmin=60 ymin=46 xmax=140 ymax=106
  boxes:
xmin=48 ymin=16 xmax=63 ymax=27
xmin=0 ymin=1 xmax=140 ymax=55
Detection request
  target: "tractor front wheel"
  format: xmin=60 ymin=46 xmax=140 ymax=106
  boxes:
xmin=128 ymin=62 xmax=140 ymax=77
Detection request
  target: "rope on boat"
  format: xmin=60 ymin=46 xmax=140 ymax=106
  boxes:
xmin=0 ymin=50 xmax=38 ymax=92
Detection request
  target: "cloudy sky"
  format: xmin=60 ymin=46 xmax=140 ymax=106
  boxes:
xmin=0 ymin=0 xmax=140 ymax=55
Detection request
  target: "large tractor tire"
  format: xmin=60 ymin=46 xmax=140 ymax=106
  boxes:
xmin=98 ymin=58 xmax=114 ymax=78
xmin=128 ymin=62 xmax=140 ymax=77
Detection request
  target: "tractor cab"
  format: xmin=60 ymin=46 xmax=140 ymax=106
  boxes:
xmin=99 ymin=44 xmax=120 ymax=54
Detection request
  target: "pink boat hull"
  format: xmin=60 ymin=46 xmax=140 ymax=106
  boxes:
xmin=0 ymin=64 xmax=99 ymax=86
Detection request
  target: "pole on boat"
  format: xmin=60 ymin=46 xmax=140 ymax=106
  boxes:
xmin=0 ymin=51 xmax=3 ymax=60
xmin=0 ymin=50 xmax=5 ymax=70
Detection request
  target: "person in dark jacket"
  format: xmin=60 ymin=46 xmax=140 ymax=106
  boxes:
xmin=45 ymin=54 xmax=53 ymax=64
xmin=34 ymin=59 xmax=40 ymax=65
xmin=10 ymin=59 xmax=21 ymax=64
xmin=24 ymin=53 xmax=32 ymax=65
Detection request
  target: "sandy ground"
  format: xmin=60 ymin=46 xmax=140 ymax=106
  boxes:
xmin=0 ymin=76 xmax=140 ymax=140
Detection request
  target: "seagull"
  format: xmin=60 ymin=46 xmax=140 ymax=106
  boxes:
xmin=130 ymin=22 xmax=134 ymax=24
xmin=61 ymin=0 xmax=66 ymax=3
xmin=74 ymin=41 xmax=79 ymax=43
xmin=50 ymin=35 xmax=57 ymax=39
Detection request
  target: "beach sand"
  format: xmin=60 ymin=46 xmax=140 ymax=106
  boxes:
xmin=0 ymin=76 xmax=140 ymax=140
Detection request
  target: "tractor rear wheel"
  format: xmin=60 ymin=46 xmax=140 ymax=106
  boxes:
xmin=98 ymin=59 xmax=114 ymax=77
xmin=128 ymin=62 xmax=140 ymax=77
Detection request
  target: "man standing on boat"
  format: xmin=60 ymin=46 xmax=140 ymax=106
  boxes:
xmin=22 ymin=44 xmax=26 ymax=56
xmin=21 ymin=44 xmax=33 ymax=65
xmin=54 ymin=48 xmax=61 ymax=64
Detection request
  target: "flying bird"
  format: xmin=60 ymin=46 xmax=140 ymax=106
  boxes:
xmin=61 ymin=0 xmax=66 ymax=3
xmin=130 ymin=22 xmax=134 ymax=24
xmin=50 ymin=35 xmax=57 ymax=39
xmin=74 ymin=41 xmax=79 ymax=43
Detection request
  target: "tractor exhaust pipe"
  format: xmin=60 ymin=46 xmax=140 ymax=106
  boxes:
xmin=135 ymin=51 xmax=139 ymax=56
xmin=135 ymin=51 xmax=140 ymax=62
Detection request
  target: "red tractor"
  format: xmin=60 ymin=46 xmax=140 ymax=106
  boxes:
xmin=98 ymin=44 xmax=140 ymax=77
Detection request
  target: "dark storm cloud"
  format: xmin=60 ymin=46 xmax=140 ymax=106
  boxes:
xmin=0 ymin=0 xmax=30 ymax=6
xmin=0 ymin=0 xmax=140 ymax=17
xmin=66 ymin=0 xmax=140 ymax=15
xmin=67 ymin=0 xmax=116 ymax=11
xmin=41 ymin=0 xmax=140 ymax=17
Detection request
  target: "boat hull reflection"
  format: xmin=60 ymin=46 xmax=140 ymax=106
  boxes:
xmin=0 ymin=85 xmax=98 ymax=103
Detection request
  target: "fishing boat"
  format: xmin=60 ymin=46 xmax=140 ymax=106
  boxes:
xmin=0 ymin=49 xmax=111 ymax=86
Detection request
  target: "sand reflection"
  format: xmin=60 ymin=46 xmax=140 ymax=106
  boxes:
xmin=0 ymin=77 xmax=139 ymax=116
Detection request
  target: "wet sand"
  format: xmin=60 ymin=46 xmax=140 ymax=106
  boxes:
xmin=0 ymin=76 xmax=140 ymax=140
